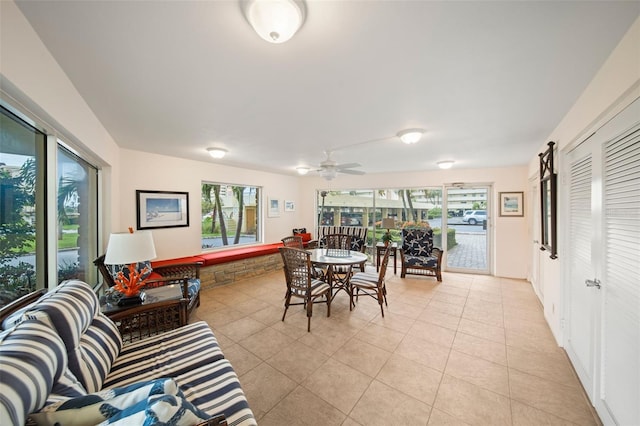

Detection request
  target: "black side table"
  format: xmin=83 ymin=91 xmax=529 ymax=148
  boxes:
xmin=376 ymin=242 xmax=397 ymax=274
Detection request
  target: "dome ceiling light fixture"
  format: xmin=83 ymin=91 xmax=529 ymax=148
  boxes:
xmin=207 ymin=147 xmax=227 ymax=159
xmin=437 ymin=160 xmax=455 ymax=169
xmin=296 ymin=166 xmax=310 ymax=175
xmin=243 ymin=0 xmax=305 ymax=44
xmin=397 ymin=128 xmax=425 ymax=144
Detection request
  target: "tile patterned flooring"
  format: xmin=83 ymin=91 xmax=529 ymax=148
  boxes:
xmin=190 ymin=268 xmax=601 ymax=426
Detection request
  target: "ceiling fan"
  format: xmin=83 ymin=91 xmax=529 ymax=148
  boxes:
xmin=313 ymin=151 xmax=364 ymax=180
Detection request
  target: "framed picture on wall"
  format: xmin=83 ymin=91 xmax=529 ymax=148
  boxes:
xmin=268 ymin=197 xmax=280 ymax=217
xmin=499 ymin=191 xmax=524 ymax=217
xmin=136 ymin=190 xmax=189 ymax=229
xmin=284 ymin=200 xmax=295 ymax=212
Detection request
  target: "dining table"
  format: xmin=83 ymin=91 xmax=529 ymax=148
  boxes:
xmin=308 ymin=248 xmax=368 ymax=305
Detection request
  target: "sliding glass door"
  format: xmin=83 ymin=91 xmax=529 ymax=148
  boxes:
xmin=444 ymin=185 xmax=490 ymax=274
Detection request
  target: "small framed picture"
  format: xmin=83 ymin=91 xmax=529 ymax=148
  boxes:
xmin=268 ymin=197 xmax=280 ymax=217
xmin=284 ymin=200 xmax=295 ymax=212
xmin=137 ymin=190 xmax=189 ymax=229
xmin=499 ymin=191 xmax=524 ymax=217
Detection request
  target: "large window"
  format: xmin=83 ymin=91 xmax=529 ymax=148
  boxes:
xmin=201 ymin=182 xmax=260 ymax=249
xmin=0 ymin=104 xmax=100 ymax=307
xmin=57 ymin=145 xmax=99 ymax=284
xmin=316 ymin=187 xmax=445 ymax=252
xmin=1 ymin=106 xmax=46 ymax=306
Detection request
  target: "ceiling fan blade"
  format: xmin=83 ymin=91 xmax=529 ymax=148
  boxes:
xmin=339 ymin=169 xmax=365 ymax=175
xmin=335 ymin=163 xmax=361 ymax=170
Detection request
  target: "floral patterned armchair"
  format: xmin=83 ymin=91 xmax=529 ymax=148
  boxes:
xmin=400 ymin=228 xmax=443 ymax=281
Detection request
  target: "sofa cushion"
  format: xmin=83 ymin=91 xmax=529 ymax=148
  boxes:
xmin=178 ymin=359 xmax=256 ymax=426
xmin=5 ymin=280 xmax=122 ymax=393
xmin=77 ymin=313 xmax=122 ymax=393
xmin=30 ymin=377 xmax=182 ymax=426
xmin=103 ymin=321 xmax=224 ymax=389
xmin=0 ymin=320 xmax=67 ymax=426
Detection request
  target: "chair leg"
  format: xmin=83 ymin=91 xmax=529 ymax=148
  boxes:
xmin=326 ymin=294 xmax=331 ymax=317
xmin=282 ymin=293 xmax=291 ymax=322
xmin=306 ymin=298 xmax=313 ymax=332
xmin=378 ymin=288 xmax=385 ymax=317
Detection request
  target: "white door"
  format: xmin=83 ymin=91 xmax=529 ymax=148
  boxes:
xmin=529 ymin=175 xmax=542 ymax=301
xmin=565 ymin=98 xmax=640 ymax=425
xmin=566 ymin=139 xmax=597 ymax=398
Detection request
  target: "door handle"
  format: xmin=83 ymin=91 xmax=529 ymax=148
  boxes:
xmin=585 ymin=278 xmax=601 ymax=289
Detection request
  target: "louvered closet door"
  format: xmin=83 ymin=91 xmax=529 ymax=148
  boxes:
xmin=565 ymin=98 xmax=640 ymax=425
xmin=566 ymin=144 xmax=596 ymax=397
xmin=601 ymin=125 xmax=640 ymax=425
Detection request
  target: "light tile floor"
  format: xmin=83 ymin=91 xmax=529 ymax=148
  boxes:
xmin=190 ymin=268 xmax=601 ymax=426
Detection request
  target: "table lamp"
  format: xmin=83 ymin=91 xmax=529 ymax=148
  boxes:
xmin=104 ymin=228 xmax=157 ymax=303
xmin=381 ymin=218 xmax=395 ymax=246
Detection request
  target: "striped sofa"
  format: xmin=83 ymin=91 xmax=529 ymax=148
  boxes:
xmin=0 ymin=280 xmax=256 ymax=426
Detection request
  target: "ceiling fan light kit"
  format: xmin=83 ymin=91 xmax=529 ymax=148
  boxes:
xmin=397 ymin=128 xmax=425 ymax=144
xmin=244 ymin=0 xmax=305 ymax=44
xmin=207 ymin=147 xmax=227 ymax=159
xmin=437 ymin=160 xmax=455 ymax=169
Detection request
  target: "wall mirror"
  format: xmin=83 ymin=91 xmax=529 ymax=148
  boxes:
xmin=539 ymin=141 xmax=558 ymax=259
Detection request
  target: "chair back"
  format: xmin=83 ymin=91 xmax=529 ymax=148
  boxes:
xmin=281 ymin=235 xmax=304 ymax=249
xmin=94 ymin=254 xmax=116 ymax=287
xmin=324 ymin=234 xmax=352 ymax=250
xmin=401 ymin=228 xmax=434 ymax=256
xmin=317 ymin=226 xmax=367 ymax=253
xmin=279 ymin=247 xmax=313 ymax=294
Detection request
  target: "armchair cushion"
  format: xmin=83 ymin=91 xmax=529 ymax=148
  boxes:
xmin=402 ymin=228 xmax=434 ymax=256
xmin=400 ymin=228 xmax=442 ymax=281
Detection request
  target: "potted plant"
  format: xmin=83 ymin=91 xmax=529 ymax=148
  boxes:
xmin=381 ymin=231 xmax=394 ymax=246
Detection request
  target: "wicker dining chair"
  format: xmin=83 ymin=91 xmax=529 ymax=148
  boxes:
xmin=350 ymin=247 xmax=390 ymax=316
xmin=279 ymin=247 xmax=331 ymax=332
xmin=281 ymin=235 xmax=304 ymax=249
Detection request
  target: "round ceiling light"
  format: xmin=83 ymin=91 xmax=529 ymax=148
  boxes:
xmin=245 ymin=0 xmax=305 ymax=44
xmin=296 ymin=166 xmax=310 ymax=175
xmin=437 ymin=160 xmax=455 ymax=169
xmin=397 ymin=128 xmax=425 ymax=144
xmin=207 ymin=148 xmax=227 ymax=159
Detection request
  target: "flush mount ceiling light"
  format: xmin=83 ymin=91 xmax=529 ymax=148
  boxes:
xmin=207 ymin=148 xmax=227 ymax=159
xmin=296 ymin=166 xmax=310 ymax=175
xmin=437 ymin=160 xmax=455 ymax=169
xmin=244 ymin=0 xmax=305 ymax=44
xmin=397 ymin=128 xmax=425 ymax=144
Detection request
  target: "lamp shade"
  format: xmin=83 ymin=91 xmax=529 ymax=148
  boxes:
xmin=104 ymin=230 xmax=157 ymax=265
xmin=381 ymin=218 xmax=395 ymax=229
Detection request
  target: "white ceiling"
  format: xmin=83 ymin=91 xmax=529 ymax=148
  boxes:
xmin=15 ymin=1 xmax=640 ymax=176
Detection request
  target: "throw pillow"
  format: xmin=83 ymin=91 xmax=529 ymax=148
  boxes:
xmin=298 ymin=232 xmax=312 ymax=242
xmin=29 ymin=377 xmax=179 ymax=426
xmin=98 ymin=393 xmax=209 ymax=426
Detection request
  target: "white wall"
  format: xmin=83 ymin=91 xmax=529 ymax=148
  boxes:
xmin=299 ymin=165 xmax=530 ymax=279
xmin=118 ymin=149 xmax=306 ymax=260
xmin=527 ymin=16 xmax=640 ymax=342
